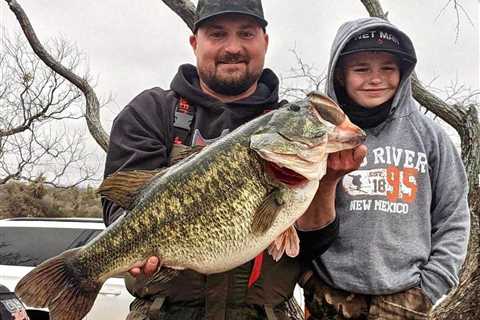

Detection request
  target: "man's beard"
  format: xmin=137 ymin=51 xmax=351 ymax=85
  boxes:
xmin=199 ymin=53 xmax=262 ymax=96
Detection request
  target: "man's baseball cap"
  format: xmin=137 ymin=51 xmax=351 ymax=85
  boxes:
xmin=193 ymin=0 xmax=268 ymax=32
xmin=340 ymin=28 xmax=416 ymax=65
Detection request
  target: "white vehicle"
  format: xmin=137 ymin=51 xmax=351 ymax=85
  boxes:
xmin=0 ymin=217 xmax=133 ymax=320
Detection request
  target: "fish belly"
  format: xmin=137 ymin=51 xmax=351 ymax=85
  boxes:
xmin=177 ymin=179 xmax=320 ymax=274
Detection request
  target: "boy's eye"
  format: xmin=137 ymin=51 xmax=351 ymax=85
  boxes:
xmin=352 ymin=67 xmax=369 ymax=73
xmin=382 ymin=65 xmax=399 ymax=71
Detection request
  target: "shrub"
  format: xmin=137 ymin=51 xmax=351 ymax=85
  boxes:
xmin=0 ymin=181 xmax=102 ymax=218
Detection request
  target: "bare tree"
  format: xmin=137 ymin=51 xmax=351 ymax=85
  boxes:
xmin=279 ymin=49 xmax=327 ymax=101
xmin=4 ymin=0 xmax=109 ymax=151
xmin=4 ymin=0 xmax=479 ymax=318
xmin=0 ymin=33 xmax=97 ymax=186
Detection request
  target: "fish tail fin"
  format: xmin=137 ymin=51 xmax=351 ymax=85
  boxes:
xmin=15 ymin=248 xmax=102 ymax=320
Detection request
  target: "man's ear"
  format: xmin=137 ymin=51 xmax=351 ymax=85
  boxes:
xmin=264 ymin=32 xmax=269 ymax=52
xmin=189 ymin=34 xmax=198 ymax=53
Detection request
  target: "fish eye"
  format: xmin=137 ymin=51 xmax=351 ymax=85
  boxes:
xmin=289 ymin=105 xmax=300 ymax=112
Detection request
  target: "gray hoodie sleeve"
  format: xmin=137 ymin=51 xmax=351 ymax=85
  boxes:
xmin=419 ymin=127 xmax=470 ymax=304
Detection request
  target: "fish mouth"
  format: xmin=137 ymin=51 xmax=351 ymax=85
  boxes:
xmin=326 ymin=120 xmax=366 ymax=153
xmin=264 ymin=161 xmax=309 ymax=187
xmin=255 ymin=142 xmax=329 ymax=182
xmin=276 ymin=131 xmax=324 ymax=149
xmin=256 ymin=123 xmax=365 ymax=183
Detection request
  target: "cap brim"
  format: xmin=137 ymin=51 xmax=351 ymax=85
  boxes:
xmin=340 ymin=48 xmax=417 ymax=64
xmin=194 ymin=11 xmax=268 ymax=32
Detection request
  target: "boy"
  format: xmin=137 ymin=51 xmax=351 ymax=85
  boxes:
xmin=303 ymin=17 xmax=470 ymax=319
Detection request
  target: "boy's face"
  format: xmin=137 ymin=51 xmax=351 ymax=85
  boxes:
xmin=340 ymin=51 xmax=400 ymax=109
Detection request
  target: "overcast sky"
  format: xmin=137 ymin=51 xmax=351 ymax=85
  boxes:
xmin=0 ymin=0 xmax=478 ymax=182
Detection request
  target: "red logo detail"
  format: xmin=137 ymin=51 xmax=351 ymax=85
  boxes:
xmin=179 ymin=98 xmax=190 ymax=113
xmin=193 ymin=134 xmax=207 ymax=147
xmin=173 ymin=136 xmax=183 ymax=145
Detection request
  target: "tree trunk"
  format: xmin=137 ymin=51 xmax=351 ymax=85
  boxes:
xmin=161 ymin=0 xmax=196 ymax=32
xmin=361 ymin=1 xmax=480 ymax=319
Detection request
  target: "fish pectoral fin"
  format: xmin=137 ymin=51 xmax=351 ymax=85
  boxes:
xmin=98 ymin=169 xmax=166 ymax=209
xmin=251 ymin=189 xmax=284 ymax=235
xmin=284 ymin=226 xmax=300 ymax=258
xmin=267 ymin=226 xmax=300 ymax=261
xmin=267 ymin=241 xmax=283 ymax=261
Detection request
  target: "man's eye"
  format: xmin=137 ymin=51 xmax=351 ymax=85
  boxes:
xmin=210 ymin=32 xmax=225 ymax=39
xmin=239 ymin=31 xmax=255 ymax=39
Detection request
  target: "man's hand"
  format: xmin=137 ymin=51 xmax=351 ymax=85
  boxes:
xmin=129 ymin=256 xmax=161 ymax=277
xmin=296 ymin=145 xmax=367 ymax=231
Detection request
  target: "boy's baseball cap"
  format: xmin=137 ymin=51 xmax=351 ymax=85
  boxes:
xmin=341 ymin=28 xmax=417 ymax=64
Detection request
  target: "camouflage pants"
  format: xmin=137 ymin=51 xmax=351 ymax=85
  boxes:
xmin=302 ymin=274 xmax=433 ymax=320
xmin=125 ymin=296 xmax=306 ymax=320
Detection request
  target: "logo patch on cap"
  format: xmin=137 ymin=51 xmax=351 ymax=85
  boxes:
xmin=352 ymin=30 xmax=400 ymax=47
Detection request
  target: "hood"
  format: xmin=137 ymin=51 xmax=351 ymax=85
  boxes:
xmin=170 ymin=64 xmax=279 ymax=114
xmin=326 ymin=18 xmax=417 ymax=120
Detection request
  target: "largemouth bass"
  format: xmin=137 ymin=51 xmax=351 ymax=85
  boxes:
xmin=15 ymin=93 xmax=365 ymax=320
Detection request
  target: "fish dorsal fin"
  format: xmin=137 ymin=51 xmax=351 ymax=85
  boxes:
xmin=251 ymin=189 xmax=285 ymax=235
xmin=98 ymin=169 xmax=165 ymax=210
xmin=267 ymin=226 xmax=300 ymax=261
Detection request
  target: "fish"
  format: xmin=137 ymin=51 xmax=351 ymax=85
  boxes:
xmin=15 ymin=92 xmax=366 ymax=320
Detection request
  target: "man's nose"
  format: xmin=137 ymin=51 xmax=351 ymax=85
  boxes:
xmin=224 ymin=36 xmax=242 ymax=54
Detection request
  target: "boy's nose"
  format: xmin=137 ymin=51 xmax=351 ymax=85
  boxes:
xmin=369 ymin=70 xmax=383 ymax=84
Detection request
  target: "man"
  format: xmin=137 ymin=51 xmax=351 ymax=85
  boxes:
xmin=103 ymin=1 xmax=365 ymax=319
xmin=303 ymin=17 xmax=470 ymax=319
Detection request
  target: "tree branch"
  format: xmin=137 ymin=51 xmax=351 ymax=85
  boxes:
xmin=4 ymin=0 xmax=109 ymax=151
xmin=360 ymin=0 xmax=387 ymax=19
xmin=160 ymin=0 xmax=196 ymax=32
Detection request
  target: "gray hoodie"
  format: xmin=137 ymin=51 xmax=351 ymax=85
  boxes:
xmin=314 ymin=17 xmax=470 ymax=304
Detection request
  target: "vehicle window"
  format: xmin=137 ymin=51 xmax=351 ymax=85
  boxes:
xmin=0 ymin=227 xmax=99 ymax=266
xmin=76 ymin=229 xmax=102 ymax=246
